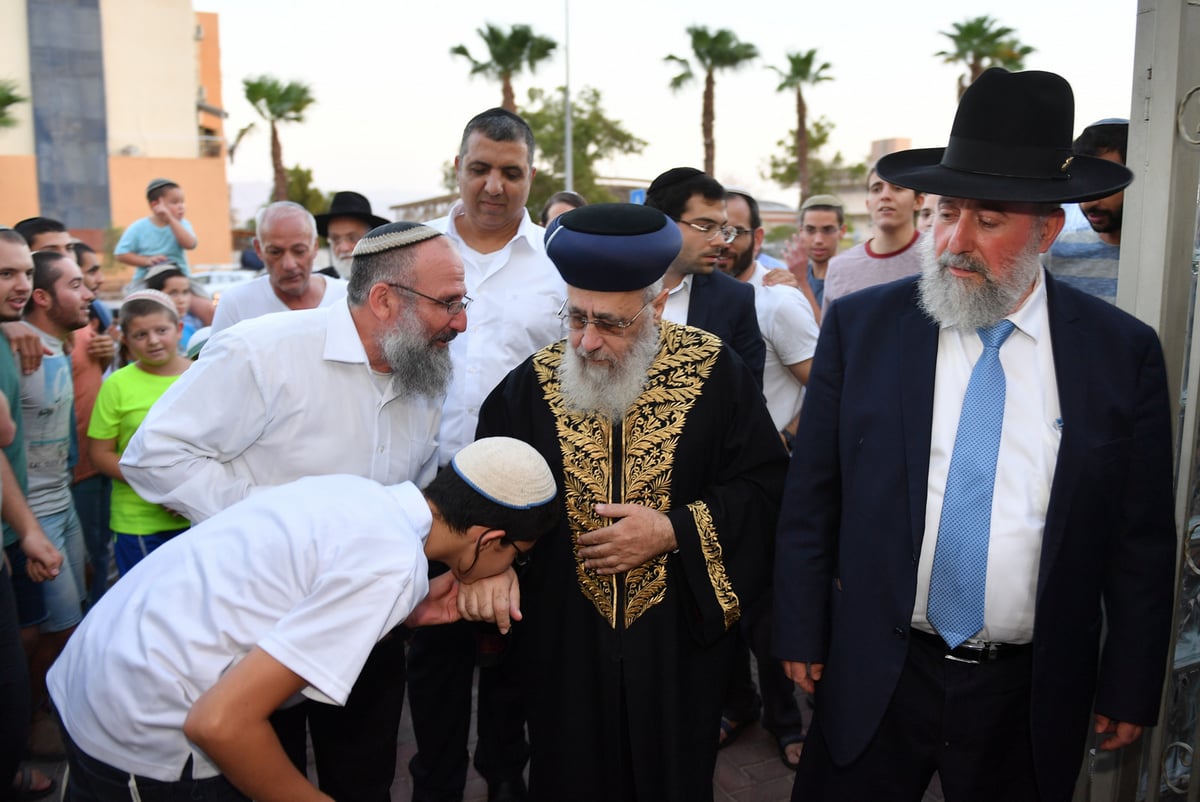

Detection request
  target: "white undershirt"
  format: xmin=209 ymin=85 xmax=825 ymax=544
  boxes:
xmin=912 ymin=269 xmax=1062 ymax=644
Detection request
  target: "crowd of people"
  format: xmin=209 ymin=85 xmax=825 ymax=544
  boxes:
xmin=0 ymin=67 xmax=1176 ymax=802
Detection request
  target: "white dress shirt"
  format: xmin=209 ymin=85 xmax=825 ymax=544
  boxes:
xmin=428 ymin=202 xmax=565 ymax=464
xmin=912 ymin=269 xmax=1062 ymax=644
xmin=747 ymin=263 xmax=819 ymax=430
xmin=211 ymin=274 xmax=348 ymax=335
xmin=121 ymin=302 xmax=441 ymax=523
xmin=662 ymin=273 xmax=694 ymax=325
xmin=49 ymin=475 xmax=430 ymax=781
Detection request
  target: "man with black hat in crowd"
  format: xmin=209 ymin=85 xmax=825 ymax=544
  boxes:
xmin=478 ymin=202 xmax=787 ymax=801
xmin=316 ymin=190 xmax=390 ymax=279
xmin=121 ymin=222 xmax=469 ymax=802
xmin=773 ymin=69 xmax=1175 ymax=802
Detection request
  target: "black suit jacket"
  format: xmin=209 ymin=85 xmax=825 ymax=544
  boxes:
xmin=773 ymin=273 xmax=1176 ymax=801
xmin=686 ymin=270 xmax=765 ymax=387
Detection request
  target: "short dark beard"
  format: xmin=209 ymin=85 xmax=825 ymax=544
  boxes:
xmin=378 ymin=313 xmax=455 ymax=399
xmin=916 ymin=231 xmax=1042 ymax=330
xmin=1086 ymin=205 xmax=1123 ymax=236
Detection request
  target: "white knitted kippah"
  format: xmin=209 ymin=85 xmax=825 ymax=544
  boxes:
xmin=121 ymin=288 xmax=177 ymax=317
xmin=352 ymin=221 xmax=441 ymax=256
xmin=451 ymin=437 xmax=556 ymax=510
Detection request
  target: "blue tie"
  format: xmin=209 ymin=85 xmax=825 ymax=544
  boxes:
xmin=927 ymin=320 xmax=1016 ymax=649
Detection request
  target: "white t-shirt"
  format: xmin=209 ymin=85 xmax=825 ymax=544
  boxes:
xmin=747 ymin=263 xmax=819 ymax=430
xmin=48 ymin=475 xmax=431 ymax=782
xmin=427 ymin=203 xmax=565 ymax=465
xmin=210 ymin=273 xmax=348 ymax=334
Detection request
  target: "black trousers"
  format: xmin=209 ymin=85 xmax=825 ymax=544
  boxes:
xmin=270 ymin=630 xmax=408 ymax=802
xmin=793 ymin=631 xmax=1040 ymax=802
xmin=406 ymin=617 xmax=528 ymax=802
xmin=0 ymin=560 xmax=31 ymax=796
xmin=723 ymin=590 xmax=805 ymax=740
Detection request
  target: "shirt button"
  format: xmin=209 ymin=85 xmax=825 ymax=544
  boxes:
xmin=378 ymin=446 xmax=385 ymax=454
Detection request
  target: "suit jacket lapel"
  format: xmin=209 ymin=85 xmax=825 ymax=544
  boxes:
xmin=898 ymin=293 xmax=939 ymax=555
xmin=1039 ymin=274 xmax=1086 ymax=597
xmin=686 ymin=274 xmax=710 ymax=330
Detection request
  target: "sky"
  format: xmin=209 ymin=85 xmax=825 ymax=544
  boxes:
xmin=194 ymin=0 xmax=1139 ymax=223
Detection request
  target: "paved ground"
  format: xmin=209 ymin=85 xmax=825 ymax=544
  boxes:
xmin=31 ymin=670 xmax=945 ymax=802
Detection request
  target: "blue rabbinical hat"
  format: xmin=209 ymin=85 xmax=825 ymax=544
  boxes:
xmin=544 ymin=203 xmax=680 ymax=291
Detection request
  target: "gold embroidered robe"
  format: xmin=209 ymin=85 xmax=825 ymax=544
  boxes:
xmin=477 ymin=321 xmax=787 ymax=802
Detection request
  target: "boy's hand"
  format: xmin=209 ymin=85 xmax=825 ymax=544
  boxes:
xmin=151 ymin=198 xmax=172 ymax=224
xmin=20 ymin=526 xmax=62 ymax=582
xmin=87 ymin=333 xmax=115 ymax=365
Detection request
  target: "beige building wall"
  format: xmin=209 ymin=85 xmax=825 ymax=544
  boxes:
xmin=0 ymin=156 xmax=40 ymax=225
xmin=100 ymin=0 xmax=199 ymax=158
xmin=0 ymin=1 xmax=35 ymax=157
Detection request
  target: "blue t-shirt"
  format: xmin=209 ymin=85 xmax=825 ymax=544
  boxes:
xmin=115 ymin=216 xmax=196 ymax=279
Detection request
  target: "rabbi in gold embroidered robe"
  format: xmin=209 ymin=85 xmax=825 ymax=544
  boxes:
xmin=476 ymin=203 xmax=787 ymax=802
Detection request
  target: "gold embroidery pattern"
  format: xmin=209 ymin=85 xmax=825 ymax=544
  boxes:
xmin=690 ymin=500 xmax=740 ymax=629
xmin=535 ymin=323 xmax=722 ymax=628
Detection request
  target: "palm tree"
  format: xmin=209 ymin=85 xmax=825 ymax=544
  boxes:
xmin=0 ymin=80 xmax=27 ymax=129
xmin=665 ymin=26 xmax=759 ymax=175
xmin=770 ymin=50 xmax=832 ymax=205
xmin=936 ymin=16 xmax=1035 ymax=99
xmin=242 ymin=76 xmax=316 ymax=202
xmin=450 ymin=23 xmax=558 ymax=113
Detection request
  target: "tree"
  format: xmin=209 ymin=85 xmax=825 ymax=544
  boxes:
xmin=450 ymin=23 xmax=557 ymax=112
xmin=665 ymin=26 xmax=758 ymax=175
xmin=0 ymin=80 xmax=27 ymax=129
xmin=242 ymin=76 xmax=316 ymax=202
xmin=521 ymin=86 xmax=647 ymax=214
xmin=271 ymin=165 xmax=332 ymax=218
xmin=770 ymin=49 xmax=832 ymax=205
xmin=765 ymin=116 xmax=867 ymax=200
xmin=936 ymin=16 xmax=1035 ymax=99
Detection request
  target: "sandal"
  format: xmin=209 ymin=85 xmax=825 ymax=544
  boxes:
xmin=10 ymin=764 xmax=56 ymax=801
xmin=717 ymin=715 xmax=753 ymax=750
xmin=778 ymin=733 xmax=805 ymax=770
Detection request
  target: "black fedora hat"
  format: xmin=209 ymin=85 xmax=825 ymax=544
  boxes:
xmin=876 ymin=69 xmax=1132 ymax=204
xmin=315 ymin=191 xmax=390 ymax=237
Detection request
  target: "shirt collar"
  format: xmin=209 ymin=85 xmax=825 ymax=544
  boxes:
xmin=445 ymin=199 xmax=544 ymax=253
xmin=666 ymin=273 xmax=694 ymax=297
xmin=322 ymin=301 xmax=370 ymax=364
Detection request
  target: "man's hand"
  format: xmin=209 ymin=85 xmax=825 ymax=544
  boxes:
xmin=87 ymin=333 xmax=115 ymax=365
xmin=20 ymin=526 xmax=62 ymax=582
xmin=1 ymin=321 xmax=51 ymax=374
xmin=1094 ymin=714 xmax=1144 ymax=751
xmin=782 ymin=660 xmax=823 ymax=694
xmin=406 ymin=572 xmax=461 ymax=628
xmin=762 ymin=267 xmax=799 ymax=288
xmin=578 ymin=503 xmax=675 ymax=575
xmin=782 ymin=233 xmax=809 ymax=274
xmin=457 ymin=568 xmax=521 ymax=634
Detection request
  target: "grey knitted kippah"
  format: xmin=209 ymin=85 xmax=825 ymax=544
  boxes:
xmin=451 ymin=437 xmax=556 ymax=510
xmin=352 ymin=221 xmax=441 ymax=256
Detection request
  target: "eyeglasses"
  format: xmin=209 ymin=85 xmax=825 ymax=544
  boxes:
xmin=729 ymin=226 xmax=755 ymax=240
xmin=500 ymin=536 xmax=533 ymax=568
xmin=386 ymin=283 xmax=472 ymax=316
xmin=556 ymin=299 xmax=649 ymax=337
xmin=678 ymin=218 xmax=737 ymax=244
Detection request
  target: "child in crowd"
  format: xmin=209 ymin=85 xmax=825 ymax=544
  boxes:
xmin=87 ymin=290 xmax=191 ymax=574
xmin=142 ymin=263 xmax=203 ymax=344
xmin=114 ymin=178 xmax=197 ymax=281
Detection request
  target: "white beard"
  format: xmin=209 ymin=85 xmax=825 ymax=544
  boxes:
xmin=917 ymin=230 xmax=1042 ymax=330
xmin=558 ymin=321 xmax=660 ymax=419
